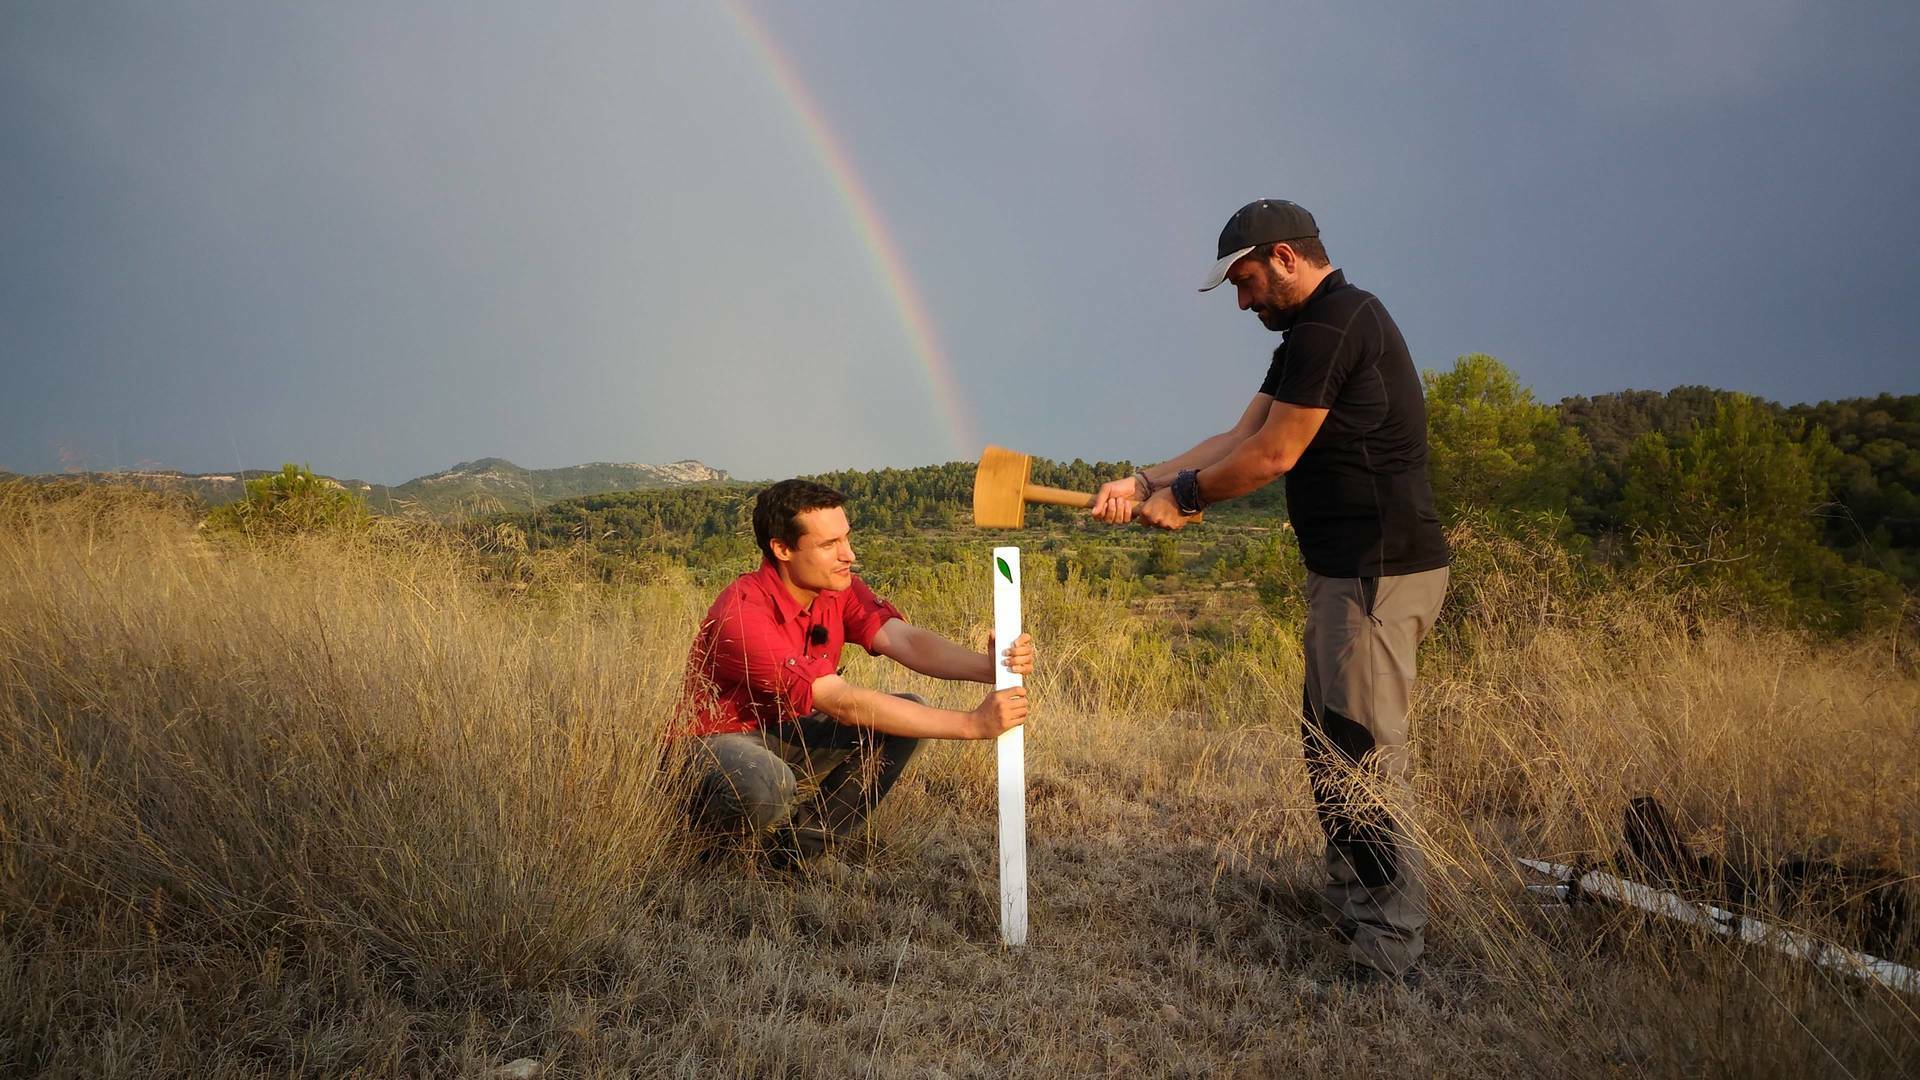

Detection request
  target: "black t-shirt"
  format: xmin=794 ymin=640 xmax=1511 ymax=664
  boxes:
xmin=1257 ymin=269 xmax=1450 ymax=578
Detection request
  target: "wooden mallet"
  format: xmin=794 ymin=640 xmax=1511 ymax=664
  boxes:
xmin=972 ymin=443 xmax=1199 ymax=527
xmin=972 ymin=444 xmax=1091 ymax=527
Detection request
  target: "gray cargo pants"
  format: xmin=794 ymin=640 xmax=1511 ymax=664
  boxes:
xmin=1302 ymin=567 xmax=1448 ymax=977
xmin=688 ymin=694 xmax=923 ymax=860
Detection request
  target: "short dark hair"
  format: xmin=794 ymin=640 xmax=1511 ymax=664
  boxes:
xmin=1271 ymin=237 xmax=1330 ymax=268
xmin=753 ymin=479 xmax=847 ymax=562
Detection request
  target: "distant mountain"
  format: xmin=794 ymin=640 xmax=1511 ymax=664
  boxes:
xmin=0 ymin=467 xmax=387 ymax=508
xmin=1 ymin=458 xmax=730 ymax=518
xmin=383 ymin=458 xmax=730 ymax=515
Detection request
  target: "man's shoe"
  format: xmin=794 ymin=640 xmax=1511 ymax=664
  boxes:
xmin=764 ymin=845 xmax=864 ymax=887
xmin=1335 ymin=960 xmax=1424 ymax=991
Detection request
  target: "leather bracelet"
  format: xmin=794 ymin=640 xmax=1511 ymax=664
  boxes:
xmin=1133 ymin=469 xmax=1155 ymax=498
xmin=1172 ymin=469 xmax=1205 ymax=515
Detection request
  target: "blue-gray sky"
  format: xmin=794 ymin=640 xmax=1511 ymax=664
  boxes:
xmin=4 ymin=1 xmax=1917 ymax=483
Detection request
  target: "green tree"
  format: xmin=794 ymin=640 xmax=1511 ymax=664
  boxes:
xmin=1618 ymin=395 xmax=1899 ymax=629
xmin=205 ymin=463 xmax=370 ymax=536
xmin=1142 ymin=535 xmax=1184 ymax=577
xmin=1788 ymin=393 xmax=1920 ymax=585
xmin=1620 ymin=395 xmax=1826 ymax=554
xmin=1423 ymin=354 xmax=1589 ymax=520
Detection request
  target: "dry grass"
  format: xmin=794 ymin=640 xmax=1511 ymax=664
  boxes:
xmin=1 ymin=483 xmax=1916 ymax=1077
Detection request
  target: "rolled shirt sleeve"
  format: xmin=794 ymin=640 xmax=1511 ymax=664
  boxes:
xmin=842 ymin=576 xmax=906 ymax=654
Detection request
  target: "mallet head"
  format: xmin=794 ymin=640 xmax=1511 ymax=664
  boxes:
xmin=973 ymin=444 xmax=1032 ymax=529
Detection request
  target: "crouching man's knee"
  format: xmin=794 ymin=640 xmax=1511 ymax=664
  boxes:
xmin=689 ymin=734 xmax=797 ymax=834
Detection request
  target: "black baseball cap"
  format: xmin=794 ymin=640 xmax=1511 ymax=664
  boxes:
xmin=1198 ymin=199 xmax=1319 ymax=291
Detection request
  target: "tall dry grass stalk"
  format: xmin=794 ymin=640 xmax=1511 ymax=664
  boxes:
xmin=0 ymin=486 xmax=695 ymax=994
xmin=2 ymin=485 xmax=1916 ymax=1076
xmin=1411 ymin=527 xmax=1920 ymax=1075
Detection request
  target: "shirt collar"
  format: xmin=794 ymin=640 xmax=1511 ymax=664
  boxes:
xmin=752 ymin=557 xmax=825 ymax=625
xmin=751 ymin=558 xmax=798 ymax=624
xmin=1277 ymin=268 xmax=1345 ymax=331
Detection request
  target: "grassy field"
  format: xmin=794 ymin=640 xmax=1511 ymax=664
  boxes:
xmin=2 ymin=483 xmax=1916 ymax=1077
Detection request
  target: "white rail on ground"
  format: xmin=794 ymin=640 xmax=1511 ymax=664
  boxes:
xmin=1517 ymin=857 xmax=1918 ymax=996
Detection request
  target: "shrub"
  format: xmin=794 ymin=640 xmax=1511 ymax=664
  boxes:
xmin=205 ymin=463 xmax=370 ymax=537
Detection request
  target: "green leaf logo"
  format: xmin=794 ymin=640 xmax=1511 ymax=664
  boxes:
xmin=996 ymin=556 xmax=1014 ymax=584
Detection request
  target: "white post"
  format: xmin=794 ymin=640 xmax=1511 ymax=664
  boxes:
xmin=992 ymin=546 xmax=1027 ymax=947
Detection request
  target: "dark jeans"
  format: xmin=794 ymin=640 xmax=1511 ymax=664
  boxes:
xmin=688 ymin=694 xmax=922 ymax=859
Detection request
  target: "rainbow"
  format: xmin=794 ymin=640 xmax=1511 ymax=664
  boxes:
xmin=721 ymin=0 xmax=976 ymax=459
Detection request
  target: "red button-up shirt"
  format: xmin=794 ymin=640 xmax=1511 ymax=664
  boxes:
xmin=678 ymin=559 xmax=906 ymax=736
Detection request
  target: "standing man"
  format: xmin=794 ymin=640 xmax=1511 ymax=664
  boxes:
xmin=1091 ymin=200 xmax=1450 ymax=984
xmin=680 ymin=478 xmax=1034 ymax=869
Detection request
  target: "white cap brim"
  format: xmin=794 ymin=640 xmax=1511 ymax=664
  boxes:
xmin=1198 ymin=245 xmax=1255 ymax=292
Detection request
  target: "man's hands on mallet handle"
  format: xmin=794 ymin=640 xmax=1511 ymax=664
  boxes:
xmin=1131 ymin=488 xmax=1192 ymax=530
xmin=1091 ymin=475 xmax=1146 ymax=524
xmin=1091 ymin=476 xmax=1192 ymax=530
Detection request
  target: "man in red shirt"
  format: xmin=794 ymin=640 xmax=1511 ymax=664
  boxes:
xmin=681 ymin=479 xmax=1034 ymax=865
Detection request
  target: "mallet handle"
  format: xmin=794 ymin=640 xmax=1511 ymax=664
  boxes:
xmin=1024 ymin=484 xmax=1096 ymax=508
xmin=1025 ymin=483 xmax=1205 ymax=522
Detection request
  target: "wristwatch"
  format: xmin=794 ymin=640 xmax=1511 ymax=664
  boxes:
xmin=1171 ymin=469 xmax=1205 ymax=516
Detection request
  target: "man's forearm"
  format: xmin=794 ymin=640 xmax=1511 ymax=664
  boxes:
xmin=1190 ymin=400 xmax=1328 ymax=507
xmin=810 ymin=676 xmax=984 ymax=738
xmin=890 ymin=625 xmax=994 ymax=683
xmin=1142 ymin=429 xmax=1259 ymax=488
xmin=1196 ymin=434 xmax=1292 ymax=504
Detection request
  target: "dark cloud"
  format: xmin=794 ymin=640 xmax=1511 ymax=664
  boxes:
xmin=3 ymin=1 xmax=1915 ymax=481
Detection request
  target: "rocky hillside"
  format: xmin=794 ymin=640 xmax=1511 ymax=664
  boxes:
xmin=387 ymin=458 xmax=730 ymax=515
xmin=2 ymin=457 xmax=730 ymax=518
xmin=0 ymin=468 xmax=381 ymax=507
